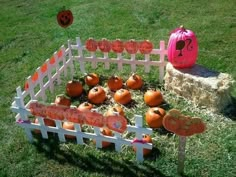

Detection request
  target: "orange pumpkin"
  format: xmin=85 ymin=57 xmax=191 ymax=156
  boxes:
xmin=57 ymin=9 xmax=73 ymax=28
xmin=144 ymin=90 xmax=163 ymax=107
xmin=105 ymin=105 xmax=125 ymax=117
xmin=84 ymin=73 xmax=99 ymax=87
xmin=145 ymin=107 xmax=166 ymax=128
xmin=126 ymin=73 xmax=143 ymax=90
xmin=66 ymin=80 xmax=83 ymax=97
xmin=133 ymin=134 xmax=152 ymax=156
xmin=62 ymin=121 xmax=76 ymax=139
xmin=77 ymin=102 xmax=93 ymax=112
xmin=107 ymin=75 xmax=123 ymax=91
xmin=114 ymin=89 xmax=132 ymax=105
xmin=54 ymin=94 xmax=71 ymax=107
xmin=88 ymin=86 xmax=106 ymax=104
xmin=34 ymin=118 xmax=55 ymax=134
xmin=93 ymin=127 xmax=113 ymax=148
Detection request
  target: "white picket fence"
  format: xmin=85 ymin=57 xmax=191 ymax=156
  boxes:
xmin=11 ymin=37 xmax=168 ymax=162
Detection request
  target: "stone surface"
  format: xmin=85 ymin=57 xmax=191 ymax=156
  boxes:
xmin=164 ymin=62 xmax=235 ymax=112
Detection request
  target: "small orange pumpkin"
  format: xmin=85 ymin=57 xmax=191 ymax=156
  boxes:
xmin=34 ymin=118 xmax=56 ymax=134
xmin=66 ymin=80 xmax=83 ymax=97
xmin=84 ymin=73 xmax=100 ymax=87
xmin=77 ymin=102 xmax=93 ymax=112
xmin=93 ymin=127 xmax=113 ymax=148
xmin=54 ymin=94 xmax=71 ymax=107
xmin=126 ymin=73 xmax=143 ymax=90
xmin=57 ymin=9 xmax=73 ymax=28
xmin=144 ymin=90 xmax=163 ymax=107
xmin=62 ymin=121 xmax=76 ymax=139
xmin=107 ymin=75 xmax=123 ymax=91
xmin=88 ymin=86 xmax=106 ymax=104
xmin=114 ymin=89 xmax=132 ymax=105
xmin=105 ymin=105 xmax=125 ymax=117
xmin=145 ymin=107 xmax=166 ymax=128
xmin=133 ymin=134 xmax=152 ymax=156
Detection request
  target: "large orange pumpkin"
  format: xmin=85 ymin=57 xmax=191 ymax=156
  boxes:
xmin=84 ymin=73 xmax=99 ymax=87
xmin=133 ymin=134 xmax=152 ymax=156
xmin=88 ymin=86 xmax=106 ymax=104
xmin=144 ymin=90 xmax=163 ymax=107
xmin=114 ymin=89 xmax=132 ymax=105
xmin=145 ymin=107 xmax=166 ymax=128
xmin=126 ymin=73 xmax=143 ymax=90
xmin=107 ymin=75 xmax=123 ymax=91
xmin=66 ymin=80 xmax=83 ymax=97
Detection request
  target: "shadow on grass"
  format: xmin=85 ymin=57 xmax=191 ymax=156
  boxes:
xmin=32 ymin=134 xmax=170 ymax=177
xmin=221 ymin=96 xmax=236 ymax=121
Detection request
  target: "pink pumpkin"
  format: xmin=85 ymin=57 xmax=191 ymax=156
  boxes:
xmin=167 ymin=26 xmax=198 ymax=68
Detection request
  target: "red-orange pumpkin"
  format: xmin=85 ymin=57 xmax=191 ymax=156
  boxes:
xmin=133 ymin=134 xmax=152 ymax=156
xmin=107 ymin=76 xmax=123 ymax=91
xmin=144 ymin=90 xmax=163 ymax=107
xmin=34 ymin=118 xmax=56 ymax=134
xmin=93 ymin=127 xmax=113 ymax=148
xmin=66 ymin=80 xmax=83 ymax=97
xmin=145 ymin=107 xmax=166 ymax=128
xmin=126 ymin=73 xmax=143 ymax=90
xmin=98 ymin=39 xmax=111 ymax=53
xmin=88 ymin=86 xmax=106 ymax=104
xmin=62 ymin=121 xmax=76 ymax=139
xmin=54 ymin=94 xmax=71 ymax=107
xmin=57 ymin=9 xmax=73 ymax=28
xmin=114 ymin=89 xmax=132 ymax=105
xmin=139 ymin=40 xmax=153 ymax=54
xmin=124 ymin=40 xmax=139 ymax=54
xmin=84 ymin=73 xmax=99 ymax=87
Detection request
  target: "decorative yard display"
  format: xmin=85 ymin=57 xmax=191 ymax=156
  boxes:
xmin=124 ymin=39 xmax=139 ymax=54
xmin=57 ymin=8 xmax=73 ymax=28
xmin=167 ymin=25 xmax=198 ymax=68
xmin=139 ymin=40 xmax=153 ymax=54
xmin=11 ymin=36 xmax=167 ymax=162
xmin=144 ymin=90 xmax=163 ymax=107
xmin=163 ymin=109 xmax=206 ymax=175
xmin=98 ymin=39 xmax=111 ymax=53
xmin=111 ymin=39 xmax=124 ymax=53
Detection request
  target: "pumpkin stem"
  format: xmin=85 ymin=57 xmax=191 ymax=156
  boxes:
xmin=153 ymin=108 xmax=161 ymax=115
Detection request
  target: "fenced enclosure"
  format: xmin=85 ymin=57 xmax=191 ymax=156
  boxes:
xmin=11 ymin=37 xmax=168 ymax=162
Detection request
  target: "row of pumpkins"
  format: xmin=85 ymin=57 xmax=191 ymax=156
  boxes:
xmin=34 ymin=73 xmax=166 ymax=156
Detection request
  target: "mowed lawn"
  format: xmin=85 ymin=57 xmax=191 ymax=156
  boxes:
xmin=0 ymin=0 xmax=235 ymax=177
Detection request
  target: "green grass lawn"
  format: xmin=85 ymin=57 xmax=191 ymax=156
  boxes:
xmin=0 ymin=0 xmax=236 ymax=177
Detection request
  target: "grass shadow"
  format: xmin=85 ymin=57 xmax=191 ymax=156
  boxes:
xmin=32 ymin=135 xmax=170 ymax=177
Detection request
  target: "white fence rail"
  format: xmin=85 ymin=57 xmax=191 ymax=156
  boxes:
xmin=11 ymin=37 xmax=168 ymax=162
